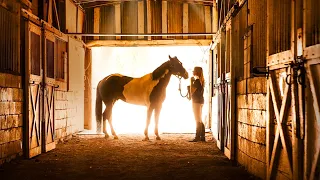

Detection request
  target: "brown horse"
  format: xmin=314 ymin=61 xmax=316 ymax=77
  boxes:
xmin=95 ymin=55 xmax=189 ymax=140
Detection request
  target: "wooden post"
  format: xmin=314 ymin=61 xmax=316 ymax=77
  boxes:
xmin=48 ymin=0 xmax=53 ymax=25
xmin=183 ymin=3 xmax=188 ymax=39
xmin=115 ymin=3 xmax=121 ymax=40
xmin=205 ymin=6 xmax=212 ymax=39
xmin=93 ymin=7 xmax=100 ymax=40
xmin=212 ymin=1 xmax=218 ymax=33
xmin=146 ymin=0 xmax=152 ymax=40
xmin=162 ymin=0 xmax=167 ymax=39
xmin=138 ymin=1 xmax=145 ymax=39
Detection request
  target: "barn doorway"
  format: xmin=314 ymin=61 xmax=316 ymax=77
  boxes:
xmin=86 ymin=45 xmax=211 ymax=135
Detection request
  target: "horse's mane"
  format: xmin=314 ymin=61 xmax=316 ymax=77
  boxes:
xmin=152 ymin=61 xmax=170 ymax=80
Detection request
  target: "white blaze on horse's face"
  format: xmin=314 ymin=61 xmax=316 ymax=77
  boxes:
xmin=122 ymin=70 xmax=169 ymax=106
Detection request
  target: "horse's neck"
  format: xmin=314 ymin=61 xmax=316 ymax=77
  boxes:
xmin=152 ymin=61 xmax=171 ymax=80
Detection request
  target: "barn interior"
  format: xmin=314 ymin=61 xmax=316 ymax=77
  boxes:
xmin=0 ymin=0 xmax=319 ymax=179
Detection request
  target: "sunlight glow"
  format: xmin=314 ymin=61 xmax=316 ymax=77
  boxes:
xmin=90 ymin=46 xmax=210 ymax=135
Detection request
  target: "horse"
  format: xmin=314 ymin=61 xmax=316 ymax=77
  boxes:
xmin=95 ymin=55 xmax=189 ymax=141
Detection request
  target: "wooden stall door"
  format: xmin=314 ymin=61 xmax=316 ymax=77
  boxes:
xmin=223 ymin=25 xmax=235 ymax=160
xmin=25 ymin=22 xmax=43 ymax=158
xmin=216 ymin=39 xmax=225 ymax=151
xmin=42 ymin=30 xmax=56 ymax=152
xmin=303 ymin=0 xmax=320 ymax=179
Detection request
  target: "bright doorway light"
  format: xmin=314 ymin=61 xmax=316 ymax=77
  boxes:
xmin=90 ymin=46 xmax=210 ymax=134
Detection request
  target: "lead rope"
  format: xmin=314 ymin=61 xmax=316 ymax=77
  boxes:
xmin=177 ymin=76 xmax=190 ymax=99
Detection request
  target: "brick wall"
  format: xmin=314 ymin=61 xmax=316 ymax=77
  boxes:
xmin=55 ymin=90 xmax=81 ymax=142
xmin=0 ymin=73 xmax=23 ymax=165
xmin=236 ymin=77 xmax=267 ymax=179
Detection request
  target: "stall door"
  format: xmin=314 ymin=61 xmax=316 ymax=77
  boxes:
xmin=25 ymin=22 xmax=43 ymax=158
xmin=42 ymin=30 xmax=56 ymax=152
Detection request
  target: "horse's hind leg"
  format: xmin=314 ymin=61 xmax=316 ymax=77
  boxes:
xmin=154 ymin=105 xmax=162 ymax=140
xmin=143 ymin=107 xmax=153 ymax=141
xmin=102 ymin=110 xmax=110 ymax=138
xmin=104 ymin=104 xmax=118 ymax=139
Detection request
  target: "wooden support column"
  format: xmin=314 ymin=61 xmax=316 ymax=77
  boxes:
xmin=146 ymin=0 xmax=152 ymax=40
xmin=205 ymin=6 xmax=212 ymax=39
xmin=48 ymin=0 xmax=53 ymax=25
xmin=115 ymin=3 xmax=121 ymax=40
xmin=183 ymin=3 xmax=188 ymax=39
xmin=212 ymin=1 xmax=218 ymax=33
xmin=138 ymin=1 xmax=145 ymax=39
xmin=162 ymin=0 xmax=168 ymax=39
xmin=93 ymin=7 xmax=100 ymax=40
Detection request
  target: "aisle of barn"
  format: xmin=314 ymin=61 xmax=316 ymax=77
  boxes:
xmin=0 ymin=133 xmax=258 ymax=180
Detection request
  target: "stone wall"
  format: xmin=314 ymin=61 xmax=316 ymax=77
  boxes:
xmin=236 ymin=77 xmax=267 ymax=179
xmin=0 ymin=73 xmax=23 ymax=164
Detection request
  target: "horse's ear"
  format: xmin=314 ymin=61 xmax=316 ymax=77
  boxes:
xmin=169 ymin=55 xmax=172 ymax=59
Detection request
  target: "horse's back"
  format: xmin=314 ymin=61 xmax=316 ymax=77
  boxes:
xmin=98 ymin=74 xmax=134 ymax=102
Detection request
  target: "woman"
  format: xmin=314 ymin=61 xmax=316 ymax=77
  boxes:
xmin=188 ymin=66 xmax=205 ymax=142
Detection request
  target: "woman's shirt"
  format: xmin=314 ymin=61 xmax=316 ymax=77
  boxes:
xmin=191 ymin=79 xmax=204 ymax=104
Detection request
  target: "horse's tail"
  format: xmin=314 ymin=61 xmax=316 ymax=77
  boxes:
xmin=95 ymin=84 xmax=103 ymax=133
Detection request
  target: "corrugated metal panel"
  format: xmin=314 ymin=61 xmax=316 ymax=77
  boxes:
xmin=248 ymin=0 xmax=267 ymax=68
xmin=121 ymin=1 xmax=138 ymax=40
xmin=306 ymin=0 xmax=320 ymax=46
xmin=0 ymin=6 xmax=20 ymax=74
xmin=151 ymin=0 xmax=162 ymax=40
xmin=100 ymin=5 xmax=115 ymax=40
xmin=85 ymin=8 xmax=94 ymax=41
xmin=268 ymin=0 xmax=291 ymax=55
xmin=188 ymin=3 xmax=205 ymax=39
xmin=168 ymin=1 xmax=183 ymax=39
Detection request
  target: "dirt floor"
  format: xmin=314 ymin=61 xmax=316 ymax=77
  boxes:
xmin=0 ymin=133 xmax=260 ymax=180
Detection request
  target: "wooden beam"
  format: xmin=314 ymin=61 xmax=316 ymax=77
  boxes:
xmin=114 ymin=3 xmax=121 ymax=40
xmin=53 ymin=0 xmax=61 ymax=31
xmin=93 ymin=7 xmax=100 ymax=40
xmin=183 ymin=3 xmax=188 ymax=40
xmin=146 ymin=0 xmax=151 ymax=40
xmin=138 ymin=1 xmax=144 ymax=39
xmin=46 ymin=0 xmax=53 ymax=25
xmin=205 ymin=6 xmax=211 ymax=39
xmin=86 ymin=39 xmax=212 ymax=47
xmin=162 ymin=1 xmax=168 ymax=39
xmin=212 ymin=1 xmax=218 ymax=33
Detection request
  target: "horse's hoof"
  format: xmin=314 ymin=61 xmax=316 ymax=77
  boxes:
xmin=114 ymin=136 xmax=119 ymax=139
xmin=104 ymin=134 xmax=109 ymax=138
xmin=156 ymin=136 xmax=161 ymax=140
xmin=142 ymin=137 xmax=149 ymax=141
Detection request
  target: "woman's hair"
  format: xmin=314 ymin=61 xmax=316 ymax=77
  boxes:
xmin=194 ymin=66 xmax=204 ymax=87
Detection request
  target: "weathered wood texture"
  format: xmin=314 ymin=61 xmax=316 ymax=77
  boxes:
xmin=267 ymin=0 xmax=291 ymax=55
xmin=66 ymin=0 xmax=77 ymax=33
xmin=84 ymin=48 xmax=92 ymax=130
xmin=150 ymin=0 xmax=162 ymax=40
xmin=236 ymin=77 xmax=267 ymax=179
xmin=167 ymin=1 xmax=183 ymax=39
xmin=121 ymin=1 xmax=138 ymax=40
xmin=188 ymin=3 xmax=205 ymax=39
xmin=0 ymin=73 xmax=23 ymax=165
xmin=100 ymin=5 xmax=115 ymax=40
xmin=305 ymin=0 xmax=320 ymax=47
xmin=0 ymin=2 xmax=20 ymax=74
xmin=248 ymin=0 xmax=267 ymax=69
xmin=84 ymin=8 xmax=94 ymax=41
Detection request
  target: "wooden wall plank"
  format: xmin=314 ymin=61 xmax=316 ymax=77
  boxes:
xmin=93 ymin=7 xmax=100 ymax=40
xmin=138 ymin=1 xmax=144 ymax=39
xmin=162 ymin=1 xmax=167 ymax=39
xmin=183 ymin=3 xmax=188 ymax=39
xmin=115 ymin=3 xmax=121 ymax=40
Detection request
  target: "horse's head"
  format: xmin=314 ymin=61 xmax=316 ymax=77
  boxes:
xmin=168 ymin=55 xmax=189 ymax=79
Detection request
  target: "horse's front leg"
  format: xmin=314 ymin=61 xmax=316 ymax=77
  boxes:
xmin=154 ymin=105 xmax=162 ymax=140
xmin=143 ymin=107 xmax=153 ymax=141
